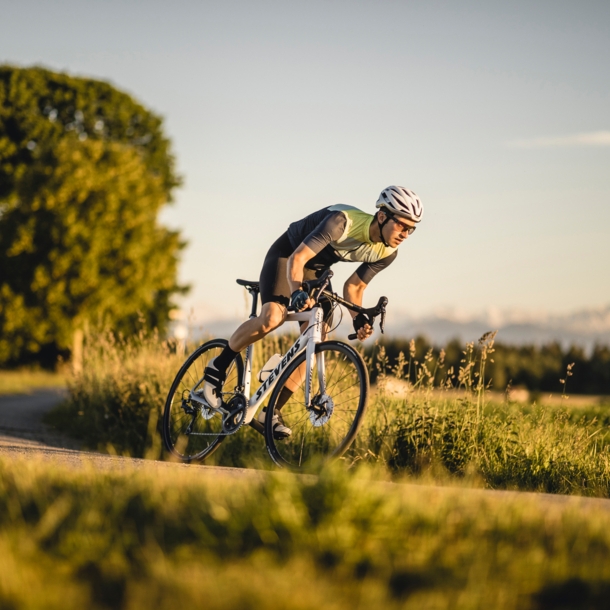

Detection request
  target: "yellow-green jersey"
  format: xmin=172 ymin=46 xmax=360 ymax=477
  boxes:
xmin=286 ymin=204 xmax=397 ymax=284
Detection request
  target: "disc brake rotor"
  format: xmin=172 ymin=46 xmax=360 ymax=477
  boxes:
xmin=309 ymin=393 xmax=334 ymax=427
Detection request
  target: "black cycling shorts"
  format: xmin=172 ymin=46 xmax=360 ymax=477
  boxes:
xmin=259 ymin=232 xmax=334 ymax=326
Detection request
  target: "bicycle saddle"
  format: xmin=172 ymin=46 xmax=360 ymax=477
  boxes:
xmin=236 ymin=279 xmax=260 ymax=292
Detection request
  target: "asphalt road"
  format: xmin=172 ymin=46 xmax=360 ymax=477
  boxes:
xmin=0 ymin=389 xmax=263 ymax=479
xmin=1 ymin=390 xmax=610 ymax=510
xmin=0 ymin=388 xmax=76 ymax=450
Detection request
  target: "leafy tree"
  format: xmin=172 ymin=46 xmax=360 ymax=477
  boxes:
xmin=0 ymin=66 xmax=186 ymax=366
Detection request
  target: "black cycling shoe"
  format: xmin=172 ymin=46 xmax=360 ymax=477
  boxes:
xmin=202 ymin=357 xmax=226 ymax=409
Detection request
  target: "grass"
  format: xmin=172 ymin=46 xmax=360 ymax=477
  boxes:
xmin=352 ymin=395 xmax=610 ymax=495
xmin=1 ymin=456 xmax=610 ymax=609
xmin=47 ymin=329 xmax=610 ymax=496
xmin=46 ymin=330 xmax=183 ymax=457
xmin=0 ymin=369 xmax=66 ymax=394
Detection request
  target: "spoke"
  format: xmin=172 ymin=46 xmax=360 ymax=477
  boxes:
xmin=331 ymin=412 xmax=356 ymax=428
xmin=325 ymin=369 xmax=358 ymax=394
xmin=325 ymin=384 xmax=360 ymax=402
xmin=290 ymin=409 xmax=311 ymax=426
xmin=173 ymin=412 xmax=190 ymax=425
xmin=279 ymin=402 xmax=307 ymax=416
xmin=322 ymin=352 xmax=342 ymax=389
xmin=298 ymin=422 xmax=311 ymax=467
xmin=324 ymin=360 xmax=353 ymax=386
xmin=186 ymin=362 xmax=201 ymax=387
xmin=289 ymin=414 xmax=313 ymax=434
xmin=285 ymin=410 xmax=311 ymax=429
xmin=330 ymin=401 xmax=359 ymax=410
xmin=325 ymin=373 xmax=360 ymax=396
xmin=192 ymin=358 xmax=201 ymax=388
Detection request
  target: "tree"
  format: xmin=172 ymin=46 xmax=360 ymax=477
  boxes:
xmin=0 ymin=66 xmax=186 ymax=366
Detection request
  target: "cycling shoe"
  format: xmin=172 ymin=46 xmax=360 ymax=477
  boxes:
xmin=202 ymin=357 xmax=226 ymax=409
xmin=258 ymin=407 xmax=292 ymax=439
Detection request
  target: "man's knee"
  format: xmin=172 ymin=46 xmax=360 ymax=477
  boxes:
xmin=259 ymin=303 xmax=286 ymax=333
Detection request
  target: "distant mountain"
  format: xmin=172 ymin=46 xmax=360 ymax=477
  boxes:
xmin=388 ymin=305 xmax=610 ymax=350
xmin=174 ymin=305 xmax=610 ymax=352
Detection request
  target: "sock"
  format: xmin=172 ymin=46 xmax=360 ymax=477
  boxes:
xmin=275 ymin=386 xmax=294 ymax=411
xmin=214 ymin=345 xmax=239 ymax=373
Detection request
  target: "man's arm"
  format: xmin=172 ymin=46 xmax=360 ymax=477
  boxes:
xmin=287 ymin=243 xmax=317 ymax=310
xmin=286 ymin=211 xmax=347 ymax=310
xmin=344 ymin=272 xmax=374 ymax=341
xmin=287 ymin=243 xmax=316 ymax=292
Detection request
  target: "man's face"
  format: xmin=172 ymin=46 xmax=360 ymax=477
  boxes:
xmin=380 ymin=211 xmax=417 ymax=247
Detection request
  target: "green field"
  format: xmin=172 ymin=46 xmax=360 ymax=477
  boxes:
xmin=1 ymin=456 xmax=609 ymax=609
xmin=46 ymin=331 xmax=610 ymax=497
xmin=8 ymin=331 xmax=610 ymax=608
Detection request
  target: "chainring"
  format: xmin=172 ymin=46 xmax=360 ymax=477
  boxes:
xmin=222 ymin=393 xmax=248 ymax=434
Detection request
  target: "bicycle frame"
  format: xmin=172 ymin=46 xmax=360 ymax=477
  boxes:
xmin=240 ymin=288 xmax=326 ymax=425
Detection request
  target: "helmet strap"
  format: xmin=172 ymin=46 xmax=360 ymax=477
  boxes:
xmin=377 ymin=211 xmax=392 ymax=247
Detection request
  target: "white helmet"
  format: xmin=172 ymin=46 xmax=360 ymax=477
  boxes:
xmin=376 ymin=186 xmax=423 ymax=223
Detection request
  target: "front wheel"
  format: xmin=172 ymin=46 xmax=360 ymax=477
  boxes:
xmin=162 ymin=339 xmax=244 ymax=463
xmin=265 ymin=340 xmax=369 ymax=470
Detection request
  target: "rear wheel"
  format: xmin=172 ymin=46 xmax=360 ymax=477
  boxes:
xmin=162 ymin=339 xmax=244 ymax=462
xmin=265 ymin=340 xmax=368 ymax=470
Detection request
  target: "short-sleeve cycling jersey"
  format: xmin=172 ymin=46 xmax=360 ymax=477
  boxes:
xmin=286 ymin=204 xmax=397 ymax=284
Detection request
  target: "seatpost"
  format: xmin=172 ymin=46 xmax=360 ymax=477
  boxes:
xmin=249 ymin=289 xmax=259 ymax=318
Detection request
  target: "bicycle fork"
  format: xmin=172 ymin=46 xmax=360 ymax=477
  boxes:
xmin=305 ymin=306 xmax=325 ymax=407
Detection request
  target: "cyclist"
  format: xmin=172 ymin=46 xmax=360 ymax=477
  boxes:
xmin=202 ymin=185 xmax=424 ymax=437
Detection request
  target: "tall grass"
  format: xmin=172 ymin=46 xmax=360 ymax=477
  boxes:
xmin=47 ymin=329 xmax=610 ymax=495
xmin=352 ymin=333 xmax=610 ymax=495
xmin=1 ymin=456 xmax=610 ymax=609
xmin=47 ymin=329 xmax=183 ymax=457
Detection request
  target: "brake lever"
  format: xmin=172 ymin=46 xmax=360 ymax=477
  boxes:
xmin=347 ymin=311 xmax=376 ymax=341
xmin=316 ymin=277 xmax=331 ymax=301
xmin=379 ymin=297 xmax=388 ymax=334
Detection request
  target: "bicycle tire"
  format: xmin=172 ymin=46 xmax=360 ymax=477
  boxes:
xmin=265 ymin=340 xmax=369 ymax=470
xmin=162 ymin=339 xmax=244 ymax=463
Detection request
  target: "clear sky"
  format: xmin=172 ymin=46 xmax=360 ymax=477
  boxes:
xmin=2 ymin=0 xmax=609 ymax=325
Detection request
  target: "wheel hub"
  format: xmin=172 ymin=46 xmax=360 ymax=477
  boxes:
xmin=309 ymin=393 xmax=334 ymax=427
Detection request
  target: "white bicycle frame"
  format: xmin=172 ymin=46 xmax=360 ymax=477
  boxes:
xmin=241 ymin=302 xmax=326 ymax=425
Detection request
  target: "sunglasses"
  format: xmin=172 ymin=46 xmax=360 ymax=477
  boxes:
xmin=388 ymin=214 xmax=416 ymax=235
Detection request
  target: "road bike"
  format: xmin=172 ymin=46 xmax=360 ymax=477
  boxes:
xmin=161 ymin=270 xmax=388 ymax=470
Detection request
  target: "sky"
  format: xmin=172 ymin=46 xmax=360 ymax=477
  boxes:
xmin=2 ymin=0 xmax=609 ymax=328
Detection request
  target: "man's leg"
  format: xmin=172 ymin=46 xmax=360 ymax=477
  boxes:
xmin=204 ymin=230 xmax=294 ymax=409
xmin=202 ymin=302 xmax=287 ymax=408
xmin=228 ymin=301 xmax=287 ymax=352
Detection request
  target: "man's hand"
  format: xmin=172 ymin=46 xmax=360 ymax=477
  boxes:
xmin=290 ymin=289 xmax=315 ymax=312
xmin=353 ymin=313 xmax=374 ymax=341
xmin=356 ymin=324 xmax=373 ymax=341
